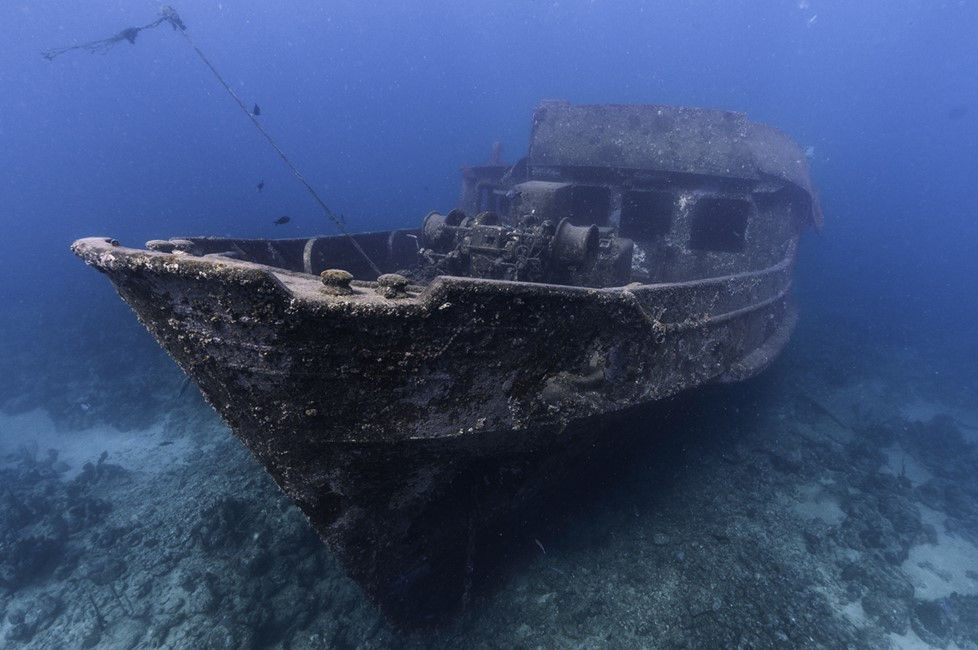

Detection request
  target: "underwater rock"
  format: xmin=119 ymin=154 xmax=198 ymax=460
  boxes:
xmin=5 ymin=621 xmax=32 ymax=642
xmin=189 ymin=623 xmax=236 ymax=648
xmin=0 ymin=488 xmax=32 ymax=532
xmin=4 ymin=592 xmax=61 ymax=643
xmin=862 ymin=591 xmax=911 ymax=634
xmin=110 ymin=618 xmax=150 ymax=649
xmin=185 ymin=580 xmax=220 ymax=615
xmin=800 ymin=518 xmax=833 ymax=554
xmin=946 ymin=594 xmax=978 ymax=647
xmin=243 ymin=547 xmax=273 ymax=577
xmin=80 ymin=623 xmax=102 ymax=650
xmin=85 ymin=556 xmax=127 ymax=586
xmin=0 ymin=536 xmax=66 ymax=591
xmin=190 ymin=496 xmax=254 ymax=552
xmin=911 ymin=598 xmax=951 ymax=648
xmin=73 ymin=452 xmax=129 ymax=488
xmin=0 ymin=466 xmax=74 ymax=592
xmin=837 ymin=472 xmax=925 ymax=566
xmin=64 ymin=495 xmax=112 ymax=534
xmin=91 ymin=523 xmax=133 ymax=549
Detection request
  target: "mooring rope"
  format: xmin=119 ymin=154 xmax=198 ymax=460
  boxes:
xmin=43 ymin=5 xmax=383 ymax=277
xmin=41 ymin=12 xmax=181 ymax=60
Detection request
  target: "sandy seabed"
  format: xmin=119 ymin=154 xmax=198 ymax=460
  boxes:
xmin=2 ymin=325 xmax=978 ymax=649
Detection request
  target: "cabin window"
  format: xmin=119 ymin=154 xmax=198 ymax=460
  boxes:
xmin=689 ymin=197 xmax=750 ymax=252
xmin=567 ymin=186 xmax=610 ymax=226
xmin=620 ymin=191 xmax=673 ymax=240
xmin=478 ymin=185 xmax=512 ymax=217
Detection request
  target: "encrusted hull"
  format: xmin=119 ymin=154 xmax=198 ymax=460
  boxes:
xmin=72 ymin=235 xmax=798 ymax=621
xmin=71 ymin=101 xmax=822 ymax=623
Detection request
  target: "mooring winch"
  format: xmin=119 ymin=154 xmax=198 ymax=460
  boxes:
xmin=417 ymin=210 xmax=634 ymax=287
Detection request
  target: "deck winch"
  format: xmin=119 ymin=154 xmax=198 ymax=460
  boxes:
xmin=419 ymin=210 xmax=633 ymax=287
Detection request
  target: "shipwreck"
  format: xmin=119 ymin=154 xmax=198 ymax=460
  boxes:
xmin=72 ymin=101 xmax=822 ymax=623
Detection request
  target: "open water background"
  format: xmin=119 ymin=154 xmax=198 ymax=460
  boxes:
xmin=3 ymin=1 xmax=978 ymax=351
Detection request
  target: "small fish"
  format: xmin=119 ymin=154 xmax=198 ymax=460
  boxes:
xmin=121 ymin=27 xmax=140 ymax=45
xmin=257 ymin=179 xmax=264 ymax=192
xmin=273 ymin=215 xmax=290 ymax=225
xmin=158 ymin=441 xmax=174 ymax=447
xmin=252 ymin=103 xmax=261 ymax=116
xmin=534 ymin=538 xmax=547 ymax=555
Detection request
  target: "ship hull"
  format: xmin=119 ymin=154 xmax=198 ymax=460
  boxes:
xmin=72 ymin=236 xmax=797 ymax=622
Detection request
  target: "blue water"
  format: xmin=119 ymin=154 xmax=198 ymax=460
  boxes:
xmin=5 ymin=2 xmax=978 ymax=331
xmin=3 ymin=1 xmax=978 ymax=647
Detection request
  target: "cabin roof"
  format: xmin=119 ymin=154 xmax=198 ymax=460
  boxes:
xmin=528 ymin=101 xmax=823 ymax=228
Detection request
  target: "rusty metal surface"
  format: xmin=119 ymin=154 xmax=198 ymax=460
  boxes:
xmin=69 ymin=101 xmax=821 ymax=623
xmin=72 ymin=234 xmax=797 ymax=620
xmin=72 ymin=238 xmax=795 ymax=442
xmin=528 ymin=101 xmax=823 ymax=229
